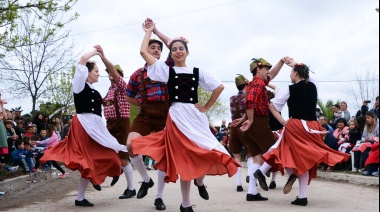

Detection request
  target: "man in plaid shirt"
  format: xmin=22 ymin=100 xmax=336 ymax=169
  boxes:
xmin=233 ymin=57 xmax=288 ymax=202
xmin=125 ymin=20 xmax=170 ymax=210
xmin=95 ymin=45 xmax=132 ymax=195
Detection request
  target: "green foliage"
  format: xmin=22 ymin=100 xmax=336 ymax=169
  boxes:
xmin=43 ymin=64 xmax=75 ymax=115
xmin=317 ymin=98 xmax=341 ymax=122
xmin=0 ymin=8 xmax=78 ymax=112
xmin=197 ymin=87 xmax=228 ymax=122
xmin=0 ymin=0 xmax=78 ymax=52
xmin=129 ymin=105 xmax=140 ymax=124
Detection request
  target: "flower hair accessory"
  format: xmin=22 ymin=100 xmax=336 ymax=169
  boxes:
xmin=167 ymin=36 xmax=189 ymax=46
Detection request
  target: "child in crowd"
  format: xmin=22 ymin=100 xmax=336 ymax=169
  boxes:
xmin=24 ymin=125 xmax=34 ymax=137
xmin=0 ymin=162 xmax=19 ymax=173
xmin=10 ymin=138 xmax=36 ymax=174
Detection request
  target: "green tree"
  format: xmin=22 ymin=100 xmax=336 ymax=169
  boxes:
xmin=0 ymin=9 xmax=77 ymax=113
xmin=43 ymin=64 xmax=75 ymax=116
xmin=317 ymin=98 xmax=341 ymax=122
xmin=197 ymin=87 xmax=229 ymax=123
xmin=0 ymin=0 xmax=78 ymax=54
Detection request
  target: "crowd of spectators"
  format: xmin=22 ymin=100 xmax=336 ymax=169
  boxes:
xmin=0 ymin=102 xmax=72 ymax=181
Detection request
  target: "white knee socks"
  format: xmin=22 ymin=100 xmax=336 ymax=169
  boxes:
xmin=248 ymin=163 xmax=261 ymax=195
xmin=122 ymin=164 xmax=135 ymax=190
xmin=259 ymin=162 xmax=272 ymax=175
xmin=271 ymin=171 xmax=277 ymax=182
xmin=180 ymin=179 xmax=191 ymax=208
xmin=298 ymin=171 xmax=309 ymax=198
xmin=247 ymin=157 xmax=253 ymax=178
xmin=76 ymin=177 xmax=90 ymax=201
xmin=236 ymin=167 xmax=242 ymax=186
xmin=130 ymin=155 xmax=150 ymax=182
xmin=156 ymin=170 xmax=166 ymax=199
xmin=195 ymin=175 xmax=205 ymax=186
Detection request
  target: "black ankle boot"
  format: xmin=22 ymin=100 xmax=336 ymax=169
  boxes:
xmin=291 ymin=196 xmax=308 ymax=206
xmin=180 ymin=204 xmax=194 ymax=212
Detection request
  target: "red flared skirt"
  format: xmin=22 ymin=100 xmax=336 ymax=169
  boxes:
xmin=132 ymin=114 xmax=240 ymax=183
xmin=40 ymin=115 xmax=121 ymax=185
xmin=262 ymin=119 xmax=350 ymax=184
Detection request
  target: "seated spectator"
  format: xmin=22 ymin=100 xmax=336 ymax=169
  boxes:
xmin=61 ymin=118 xmax=72 ymax=139
xmin=352 ymin=111 xmax=379 ymax=172
xmin=321 ymin=124 xmax=338 ymax=171
xmin=333 ymin=118 xmax=349 ymax=145
xmin=14 ymin=120 xmax=25 ymax=138
xmin=4 ymin=120 xmax=18 ymax=155
xmin=362 ymin=137 xmax=379 ymax=176
xmin=330 ymin=103 xmax=343 ymax=129
xmin=321 ymin=124 xmax=339 ymax=151
xmin=340 ymin=101 xmax=351 ymax=122
xmin=35 ymin=124 xmax=68 ymax=178
xmin=319 ymin=115 xmax=333 ymax=133
xmin=10 ymin=138 xmax=35 ymax=174
xmin=0 ymin=162 xmax=19 ymax=173
xmin=370 ymin=96 xmax=379 ymax=118
xmin=24 ymin=124 xmax=34 ymax=137
xmin=39 ymin=129 xmax=48 ymax=141
xmin=361 ymin=101 xmax=369 ymax=117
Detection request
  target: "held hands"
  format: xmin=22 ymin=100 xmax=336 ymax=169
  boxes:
xmin=195 ymin=103 xmax=208 ymax=113
xmin=282 ymin=56 xmax=295 ymax=67
xmin=231 ymin=118 xmax=243 ymax=127
xmin=93 ymin=45 xmax=105 ymax=60
xmin=142 ymin=18 xmax=155 ymax=33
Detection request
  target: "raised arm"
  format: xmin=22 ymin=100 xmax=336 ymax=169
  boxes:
xmin=79 ymin=48 xmax=100 ymax=65
xmin=94 ymin=45 xmax=119 ymax=81
xmin=140 ymin=23 xmax=157 ymax=66
xmin=268 ymin=56 xmax=288 ymax=81
xmin=146 ymin=18 xmax=171 ymax=49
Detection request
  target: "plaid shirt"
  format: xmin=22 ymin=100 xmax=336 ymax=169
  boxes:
xmin=103 ymin=77 xmax=130 ymax=120
xmin=245 ymin=75 xmax=270 ymax=116
xmin=126 ymin=66 xmax=168 ymax=104
xmin=230 ymin=91 xmax=246 ymax=120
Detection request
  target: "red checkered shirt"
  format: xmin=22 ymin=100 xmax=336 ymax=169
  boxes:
xmin=126 ymin=66 xmax=168 ymax=104
xmin=230 ymin=91 xmax=246 ymax=120
xmin=245 ymin=75 xmax=270 ymax=116
xmin=103 ymin=77 xmax=130 ymax=120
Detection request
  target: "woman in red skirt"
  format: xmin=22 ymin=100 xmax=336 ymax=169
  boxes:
xmin=253 ymin=59 xmax=350 ymax=206
xmin=40 ymin=49 xmax=128 ymax=207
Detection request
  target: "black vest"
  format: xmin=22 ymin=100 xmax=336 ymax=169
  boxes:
xmin=167 ymin=67 xmax=199 ymax=105
xmin=73 ymin=83 xmax=103 ymax=117
xmin=287 ymin=80 xmax=317 ymax=121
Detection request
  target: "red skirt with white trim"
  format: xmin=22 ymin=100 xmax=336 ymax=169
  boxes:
xmin=262 ymin=119 xmax=350 ymax=184
xmin=40 ymin=115 xmax=121 ymax=185
xmin=132 ymin=114 xmax=240 ymax=183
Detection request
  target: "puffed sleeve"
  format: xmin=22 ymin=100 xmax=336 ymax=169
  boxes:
xmin=72 ymin=63 xmax=89 ymax=94
xmin=147 ymin=60 xmax=170 ymax=83
xmin=270 ymin=87 xmax=290 ymax=112
xmin=198 ymin=69 xmax=222 ymax=92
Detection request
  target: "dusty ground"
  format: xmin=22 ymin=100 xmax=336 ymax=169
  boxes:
xmin=0 ymin=171 xmax=80 ymax=211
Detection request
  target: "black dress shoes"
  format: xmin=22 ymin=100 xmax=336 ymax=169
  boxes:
xmin=246 ymin=193 xmax=268 ymax=201
xmin=137 ymin=178 xmax=154 ymax=199
xmin=283 ymin=174 xmax=297 ymax=194
xmin=110 ymin=176 xmax=119 ymax=186
xmin=92 ymin=184 xmax=101 ymax=191
xmin=154 ymin=198 xmax=166 ymax=210
xmin=75 ymin=199 xmax=94 ymax=207
xmin=254 ymin=170 xmax=268 ymax=191
xmin=291 ymin=196 xmax=308 ymax=206
xmin=269 ymin=181 xmax=276 ymax=189
xmin=237 ymin=185 xmax=244 ymax=192
xmin=194 ymin=179 xmax=209 ymax=200
xmin=180 ymin=204 xmax=194 ymax=212
xmin=119 ymin=188 xmax=136 ymax=199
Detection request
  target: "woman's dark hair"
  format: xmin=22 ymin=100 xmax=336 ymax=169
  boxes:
xmin=356 ymin=115 xmax=366 ymax=135
xmin=22 ymin=136 xmax=31 ymax=145
xmin=294 ymin=64 xmax=310 ymax=81
xmin=45 ymin=124 xmax=54 ymax=137
xmin=336 ymin=117 xmax=348 ymax=126
xmin=32 ymin=113 xmax=43 ymax=123
xmin=321 ymin=124 xmax=329 ymax=131
xmin=86 ymin=61 xmax=96 ymax=72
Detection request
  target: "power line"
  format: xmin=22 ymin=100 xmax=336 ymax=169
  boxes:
xmin=70 ymin=0 xmax=252 ymax=37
